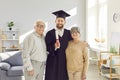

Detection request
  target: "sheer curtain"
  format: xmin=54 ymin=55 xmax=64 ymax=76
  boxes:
xmin=86 ymin=0 xmax=108 ymax=49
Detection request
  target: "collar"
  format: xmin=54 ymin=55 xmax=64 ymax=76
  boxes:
xmin=55 ymin=28 xmax=64 ymax=32
xmin=55 ymin=28 xmax=64 ymax=37
xmin=33 ymin=31 xmax=43 ymax=37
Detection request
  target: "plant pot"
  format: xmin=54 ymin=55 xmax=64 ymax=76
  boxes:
xmin=9 ymin=27 xmax=12 ymax=30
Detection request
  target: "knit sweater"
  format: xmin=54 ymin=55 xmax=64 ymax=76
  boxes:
xmin=66 ymin=40 xmax=89 ymax=75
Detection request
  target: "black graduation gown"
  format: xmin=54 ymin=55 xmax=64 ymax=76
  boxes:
xmin=45 ymin=29 xmax=72 ymax=80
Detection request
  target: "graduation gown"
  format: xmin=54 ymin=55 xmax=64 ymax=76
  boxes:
xmin=45 ymin=29 xmax=72 ymax=80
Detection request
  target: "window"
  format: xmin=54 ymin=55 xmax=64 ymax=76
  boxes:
xmin=86 ymin=0 xmax=107 ymax=49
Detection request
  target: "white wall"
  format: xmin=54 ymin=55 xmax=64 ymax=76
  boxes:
xmin=108 ymin=0 xmax=120 ymax=49
xmin=0 ymin=0 xmax=86 ymax=42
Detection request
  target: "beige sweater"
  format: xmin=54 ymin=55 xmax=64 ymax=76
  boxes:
xmin=66 ymin=40 xmax=89 ymax=75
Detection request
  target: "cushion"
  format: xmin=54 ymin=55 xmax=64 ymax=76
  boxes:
xmin=0 ymin=53 xmax=10 ymax=61
xmin=2 ymin=51 xmax=23 ymax=66
xmin=0 ymin=62 xmax=11 ymax=70
xmin=7 ymin=66 xmax=23 ymax=76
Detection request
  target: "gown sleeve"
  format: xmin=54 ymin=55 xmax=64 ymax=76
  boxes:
xmin=67 ymin=30 xmax=73 ymax=41
xmin=45 ymin=31 xmax=57 ymax=55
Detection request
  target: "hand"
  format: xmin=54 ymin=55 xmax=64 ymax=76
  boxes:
xmin=27 ymin=69 xmax=34 ymax=76
xmin=55 ymin=40 xmax=60 ymax=49
xmin=81 ymin=74 xmax=86 ymax=80
xmin=84 ymin=41 xmax=90 ymax=48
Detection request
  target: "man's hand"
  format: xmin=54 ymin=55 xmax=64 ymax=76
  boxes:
xmin=27 ymin=69 xmax=34 ymax=76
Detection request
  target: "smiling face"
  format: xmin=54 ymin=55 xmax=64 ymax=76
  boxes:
xmin=55 ymin=17 xmax=66 ymax=29
xmin=71 ymin=31 xmax=80 ymax=40
xmin=70 ymin=27 xmax=81 ymax=40
xmin=34 ymin=21 xmax=45 ymax=35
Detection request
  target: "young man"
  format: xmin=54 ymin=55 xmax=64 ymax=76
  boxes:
xmin=45 ymin=10 xmax=72 ymax=80
xmin=22 ymin=20 xmax=47 ymax=80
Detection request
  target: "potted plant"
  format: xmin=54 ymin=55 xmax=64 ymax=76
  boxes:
xmin=110 ymin=46 xmax=117 ymax=54
xmin=8 ymin=21 xmax=14 ymax=30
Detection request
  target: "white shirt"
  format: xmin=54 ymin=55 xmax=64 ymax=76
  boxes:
xmin=56 ymin=28 xmax=64 ymax=37
xmin=22 ymin=32 xmax=47 ymax=71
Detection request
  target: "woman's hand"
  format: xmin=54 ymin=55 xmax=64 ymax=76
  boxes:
xmin=81 ymin=74 xmax=86 ymax=80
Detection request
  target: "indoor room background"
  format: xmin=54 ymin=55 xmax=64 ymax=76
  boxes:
xmin=0 ymin=0 xmax=86 ymax=45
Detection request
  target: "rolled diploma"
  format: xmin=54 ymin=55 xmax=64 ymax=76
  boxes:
xmin=55 ymin=30 xmax=59 ymax=40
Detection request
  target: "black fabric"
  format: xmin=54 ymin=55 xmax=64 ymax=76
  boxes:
xmin=45 ymin=29 xmax=72 ymax=80
xmin=52 ymin=10 xmax=70 ymax=19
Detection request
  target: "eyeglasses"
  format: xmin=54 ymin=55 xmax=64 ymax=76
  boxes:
xmin=36 ymin=25 xmax=45 ymax=28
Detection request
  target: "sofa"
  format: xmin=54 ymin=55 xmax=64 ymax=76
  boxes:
xmin=0 ymin=51 xmax=23 ymax=80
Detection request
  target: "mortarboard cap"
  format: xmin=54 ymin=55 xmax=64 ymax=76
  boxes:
xmin=52 ymin=10 xmax=70 ymax=19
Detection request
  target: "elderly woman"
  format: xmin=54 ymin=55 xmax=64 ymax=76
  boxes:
xmin=22 ymin=20 xmax=47 ymax=80
xmin=66 ymin=27 xmax=89 ymax=80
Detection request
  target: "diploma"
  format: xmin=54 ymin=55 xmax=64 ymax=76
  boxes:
xmin=55 ymin=30 xmax=59 ymax=40
xmin=55 ymin=30 xmax=60 ymax=49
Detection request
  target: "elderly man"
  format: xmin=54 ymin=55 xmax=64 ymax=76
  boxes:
xmin=22 ymin=20 xmax=47 ymax=80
